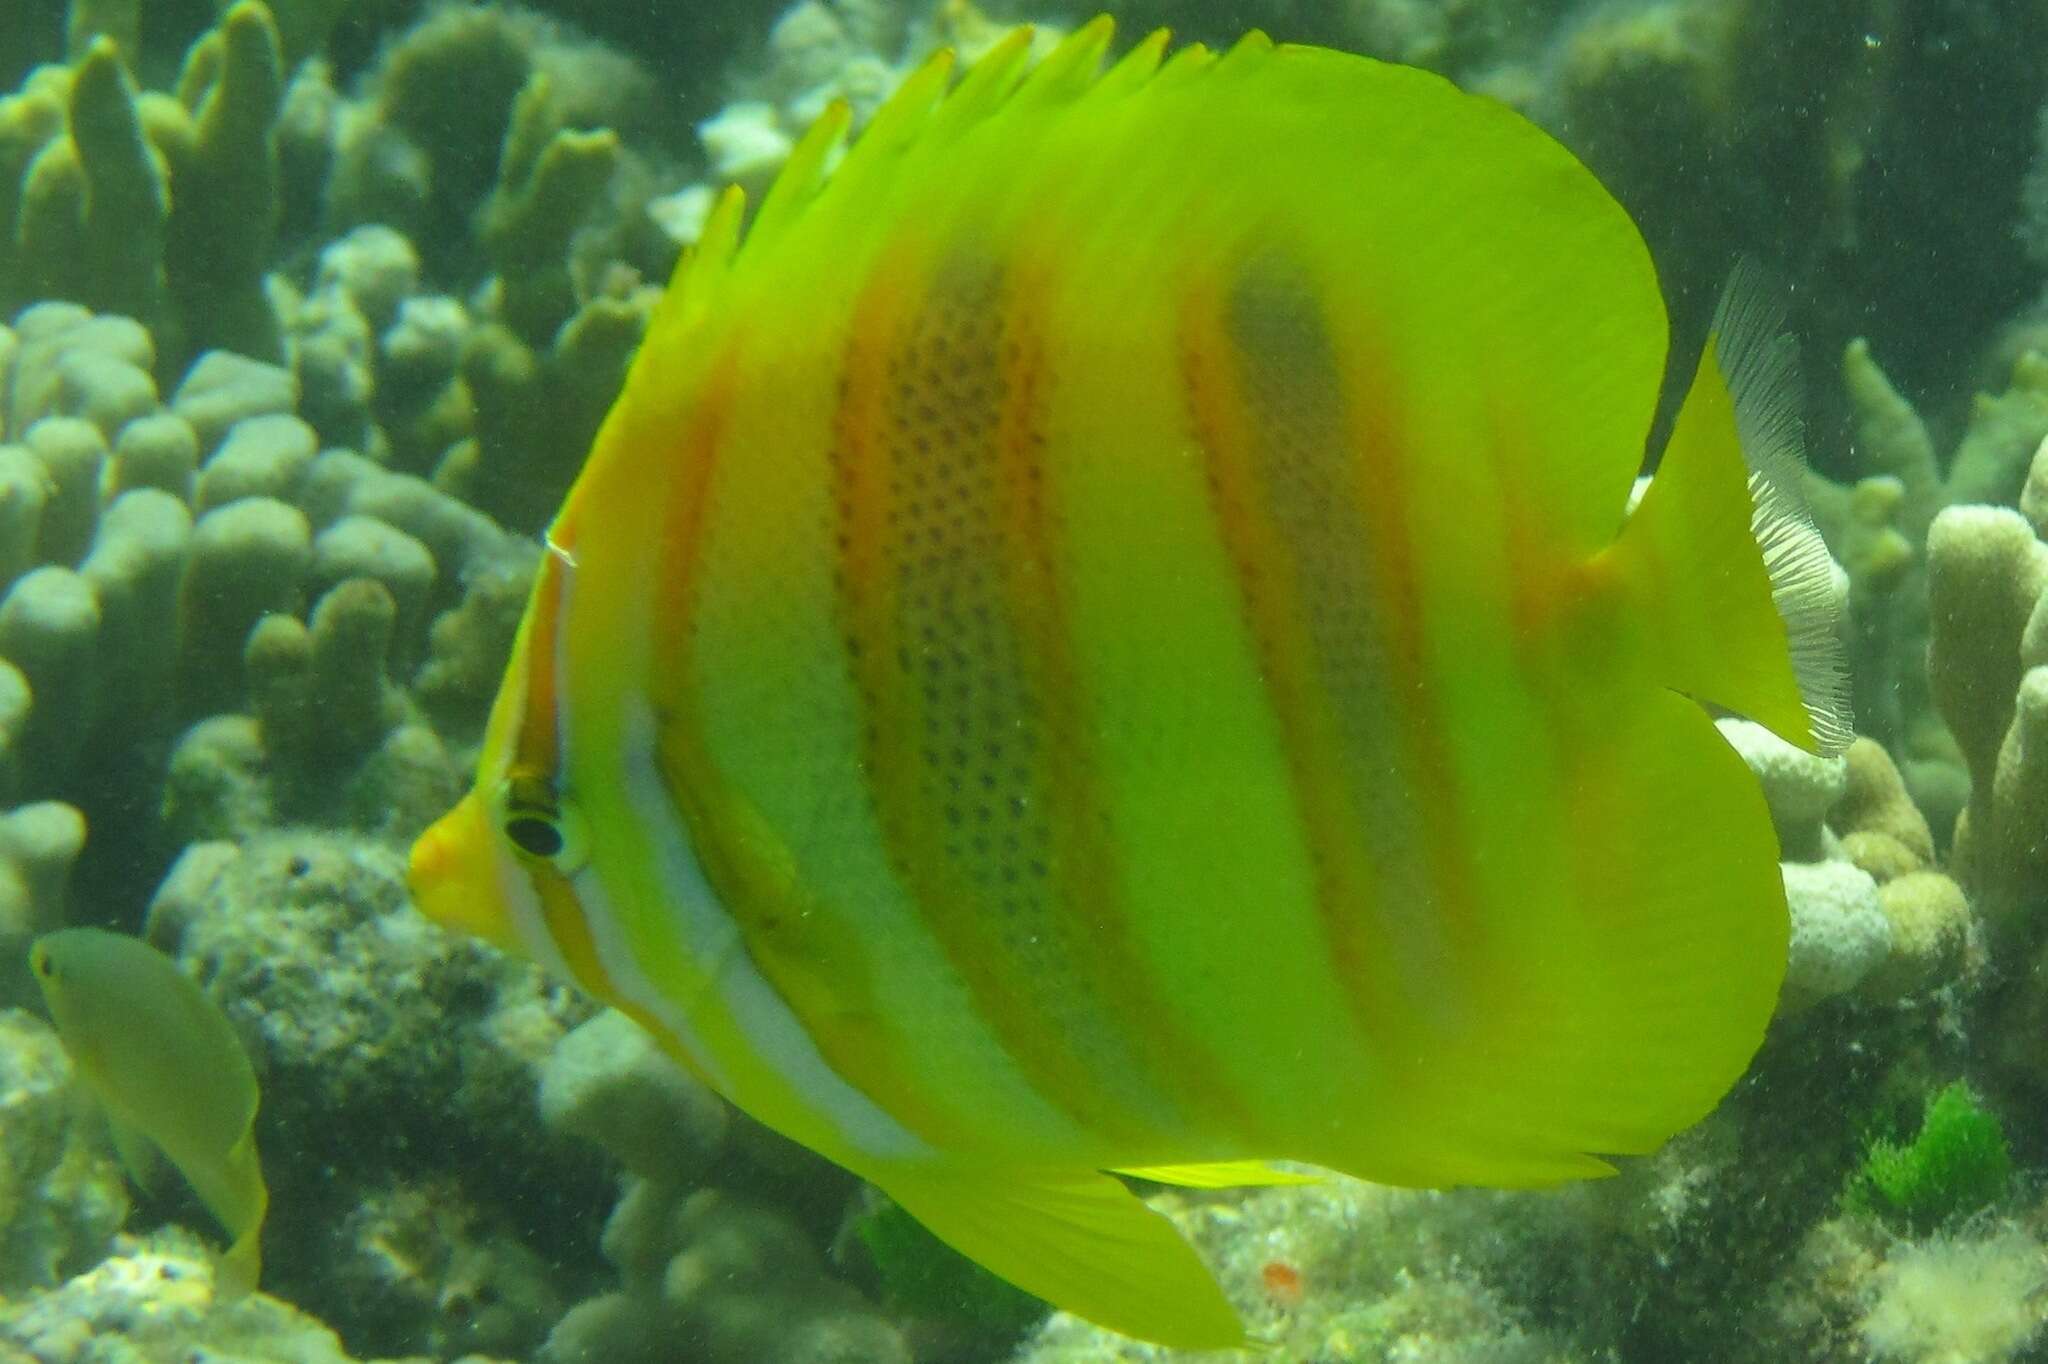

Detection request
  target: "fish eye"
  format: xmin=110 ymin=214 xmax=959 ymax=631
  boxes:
xmin=493 ymin=772 xmax=589 ymax=873
xmin=505 ymin=813 xmax=564 ymax=859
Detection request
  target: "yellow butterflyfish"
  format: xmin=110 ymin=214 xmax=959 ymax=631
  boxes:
xmin=409 ymin=18 xmax=1849 ymax=1347
xmin=30 ymin=927 xmax=267 ymax=1295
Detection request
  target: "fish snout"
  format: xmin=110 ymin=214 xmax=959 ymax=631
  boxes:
xmin=408 ymin=796 xmax=521 ymax=950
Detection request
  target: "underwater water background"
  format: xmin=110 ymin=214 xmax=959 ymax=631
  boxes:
xmin=0 ymin=0 xmax=2045 ymax=1360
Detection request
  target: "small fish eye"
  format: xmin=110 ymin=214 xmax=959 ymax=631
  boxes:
xmin=505 ymin=814 xmax=565 ymax=859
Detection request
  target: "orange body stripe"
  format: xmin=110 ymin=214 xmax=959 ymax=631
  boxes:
xmin=649 ymin=355 xmax=736 ymax=683
xmin=510 ymin=539 xmax=570 ymax=782
xmin=830 ymin=253 xmax=1162 ymax=1147
xmin=1177 ymin=272 xmax=1404 ymax=1055
xmin=990 ymin=258 xmax=1260 ymax=1144
xmin=646 ymin=350 xmax=973 ymax=1150
xmin=1333 ymin=331 xmax=1487 ymax=998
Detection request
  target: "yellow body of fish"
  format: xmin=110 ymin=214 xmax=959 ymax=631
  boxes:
xmin=409 ymin=19 xmax=1848 ymax=1346
xmin=31 ymin=927 xmax=266 ymax=1295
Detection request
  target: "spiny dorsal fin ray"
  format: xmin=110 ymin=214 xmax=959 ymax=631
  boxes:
xmin=1093 ymin=26 xmax=1171 ymax=99
xmin=645 ymin=18 xmax=1177 ymax=364
xmin=924 ymin=24 xmax=1038 ymax=139
xmin=845 ymin=44 xmax=955 ymax=169
xmin=645 ymin=183 xmax=746 ymax=347
xmin=747 ymin=98 xmax=854 ymax=254
xmin=1010 ymin=15 xmax=1115 ymax=109
xmin=1151 ymin=35 xmax=1219 ymax=88
xmin=1213 ymin=27 xmax=1277 ymax=74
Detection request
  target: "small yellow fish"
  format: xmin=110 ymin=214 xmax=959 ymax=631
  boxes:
xmin=30 ymin=927 xmax=266 ymax=1295
xmin=409 ymin=19 xmax=1848 ymax=1346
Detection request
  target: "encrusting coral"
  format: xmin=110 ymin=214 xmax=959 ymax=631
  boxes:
xmin=1715 ymin=718 xmax=1974 ymax=1013
xmin=0 ymin=1010 xmax=125 ymax=1294
xmin=1809 ymin=338 xmax=2048 ymax=841
xmin=533 ymin=1009 xmax=912 ymax=1364
xmin=138 ymin=830 xmax=598 ymax=1356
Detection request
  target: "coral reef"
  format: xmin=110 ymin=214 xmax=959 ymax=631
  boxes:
xmin=0 ymin=0 xmax=2042 ymax=1360
xmin=533 ymin=1009 xmax=911 ymax=1364
xmin=139 ymin=830 xmax=600 ymax=1358
xmin=0 ymin=1009 xmax=125 ymax=1293
xmin=1011 ymin=1177 xmax=1580 ymax=1363
xmin=1715 ymin=719 xmax=1975 ymax=1014
xmin=0 ymin=1227 xmax=458 ymax=1364
xmin=0 ymin=801 xmax=85 ymax=1006
xmin=1765 ymin=1212 xmax=2048 ymax=1364
xmin=1809 ymin=339 xmax=2048 ymax=840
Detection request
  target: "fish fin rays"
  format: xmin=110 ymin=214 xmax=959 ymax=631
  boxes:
xmin=735 ymin=20 xmax=1134 ymax=273
xmin=747 ymin=100 xmax=854 ymax=257
xmin=873 ymin=1163 xmax=1245 ymax=1348
xmin=1604 ymin=272 xmax=1850 ymax=756
xmin=1713 ymin=262 xmax=1854 ymax=756
xmin=639 ymin=19 xmax=1179 ymax=382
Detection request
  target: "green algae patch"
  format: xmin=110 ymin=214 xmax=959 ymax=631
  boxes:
xmin=1854 ymin=1081 xmax=2012 ymax=1231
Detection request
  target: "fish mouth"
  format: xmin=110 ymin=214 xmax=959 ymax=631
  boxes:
xmin=407 ymin=795 xmax=520 ymax=950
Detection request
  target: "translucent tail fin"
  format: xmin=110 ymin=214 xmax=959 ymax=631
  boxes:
xmin=1608 ymin=265 xmax=1852 ymax=755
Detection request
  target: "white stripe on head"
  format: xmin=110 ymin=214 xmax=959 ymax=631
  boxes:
xmin=540 ymin=525 xmax=923 ymax=1160
xmin=564 ymin=866 xmax=734 ymax=1090
xmin=492 ymin=840 xmax=577 ymax=982
xmin=614 ymin=694 xmax=928 ymax=1162
xmin=530 ymin=525 xmax=733 ymax=1087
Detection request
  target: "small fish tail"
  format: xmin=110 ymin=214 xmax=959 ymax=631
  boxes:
xmin=216 ymin=1224 xmax=261 ymax=1298
xmin=202 ymin=1132 xmax=267 ymax=1298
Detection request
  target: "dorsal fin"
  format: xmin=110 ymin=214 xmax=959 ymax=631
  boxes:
xmin=923 ymin=24 xmax=1038 ymax=138
xmin=747 ymin=99 xmax=854 ymax=253
xmin=644 ymin=184 xmax=746 ymax=347
xmin=1094 ymin=26 xmax=1172 ymax=99
xmin=1008 ymin=16 xmax=1116 ymax=110
xmin=846 ymin=44 xmax=955 ymax=166
xmin=644 ymin=19 xmax=1181 ymax=363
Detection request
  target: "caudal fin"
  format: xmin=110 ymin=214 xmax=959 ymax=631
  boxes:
xmin=1608 ymin=266 xmax=1852 ymax=755
xmin=197 ymin=1132 xmax=266 ymax=1299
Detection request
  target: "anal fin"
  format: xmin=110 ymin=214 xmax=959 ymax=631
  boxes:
xmin=874 ymin=1163 xmax=1246 ymax=1348
xmin=1116 ymin=1160 xmax=1320 ymax=1189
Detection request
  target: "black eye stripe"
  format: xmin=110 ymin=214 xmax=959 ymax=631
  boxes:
xmin=506 ymin=814 xmax=566 ymax=859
